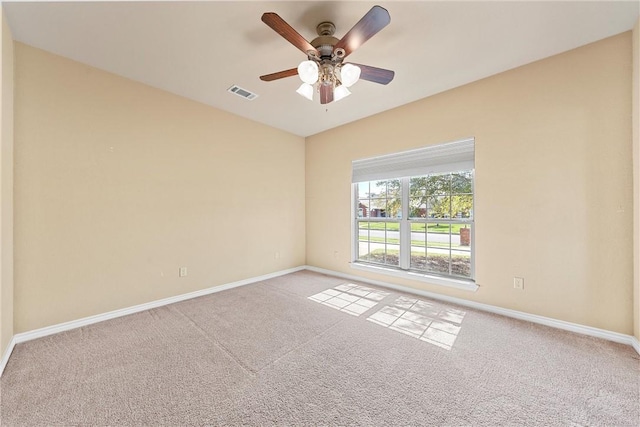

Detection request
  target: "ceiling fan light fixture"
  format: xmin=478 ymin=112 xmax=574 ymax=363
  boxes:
xmin=340 ymin=64 xmax=361 ymax=88
xmin=334 ymin=85 xmax=351 ymax=102
xmin=296 ymin=83 xmax=315 ymax=101
xmin=297 ymin=60 xmax=319 ymax=84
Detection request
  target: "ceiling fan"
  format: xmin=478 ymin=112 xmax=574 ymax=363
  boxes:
xmin=259 ymin=5 xmax=395 ymax=104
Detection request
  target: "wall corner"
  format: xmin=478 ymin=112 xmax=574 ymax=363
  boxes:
xmin=0 ymin=6 xmax=15 ymax=357
xmin=633 ymin=18 xmax=640 ymax=341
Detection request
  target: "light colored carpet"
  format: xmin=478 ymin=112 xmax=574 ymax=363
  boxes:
xmin=1 ymin=270 xmax=638 ymax=426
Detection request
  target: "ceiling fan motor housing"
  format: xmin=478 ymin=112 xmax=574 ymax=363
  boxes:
xmin=309 ymin=20 xmax=340 ymax=60
xmin=311 ymin=36 xmax=340 ymax=59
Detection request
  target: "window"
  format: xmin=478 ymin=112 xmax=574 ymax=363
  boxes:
xmin=352 ymin=139 xmax=475 ymax=284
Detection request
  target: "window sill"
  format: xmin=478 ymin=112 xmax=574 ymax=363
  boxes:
xmin=350 ymin=262 xmax=478 ymax=292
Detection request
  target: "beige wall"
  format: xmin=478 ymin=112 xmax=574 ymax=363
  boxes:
xmin=14 ymin=43 xmax=305 ymax=333
xmin=0 ymin=10 xmax=14 ymax=354
xmin=307 ymin=33 xmax=633 ymax=334
xmin=634 ymin=19 xmax=640 ymax=341
xmin=8 ymin=31 xmax=637 ymax=338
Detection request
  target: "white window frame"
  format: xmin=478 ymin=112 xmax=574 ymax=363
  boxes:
xmin=351 ymin=139 xmax=477 ymax=292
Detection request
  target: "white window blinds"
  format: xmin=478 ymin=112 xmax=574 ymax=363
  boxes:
xmin=351 ymin=138 xmax=475 ymax=183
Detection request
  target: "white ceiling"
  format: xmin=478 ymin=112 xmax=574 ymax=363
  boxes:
xmin=4 ymin=1 xmax=639 ymax=137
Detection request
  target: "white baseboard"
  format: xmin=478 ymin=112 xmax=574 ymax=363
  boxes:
xmin=305 ymin=265 xmax=640 ymax=353
xmin=2 ymin=263 xmax=639 ymax=377
xmin=0 ymin=265 xmax=305 ymax=376
xmin=0 ymin=336 xmax=17 ymax=377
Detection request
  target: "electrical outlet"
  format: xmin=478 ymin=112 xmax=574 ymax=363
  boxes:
xmin=333 ymin=251 xmax=339 ymax=259
xmin=513 ymin=277 xmax=524 ymax=290
xmin=179 ymin=267 xmax=187 ymax=277
xmin=274 ymin=252 xmax=280 ymax=259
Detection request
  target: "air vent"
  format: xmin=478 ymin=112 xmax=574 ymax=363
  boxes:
xmin=228 ymin=85 xmax=258 ymax=100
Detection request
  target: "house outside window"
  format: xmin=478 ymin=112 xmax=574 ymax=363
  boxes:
xmin=352 ymin=139 xmax=475 ymax=285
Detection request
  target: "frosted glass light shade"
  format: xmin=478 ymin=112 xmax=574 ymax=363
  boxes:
xmin=296 ymin=83 xmax=314 ymax=101
xmin=297 ymin=60 xmax=319 ymax=84
xmin=334 ymin=85 xmax=351 ymax=102
xmin=340 ymin=64 xmax=361 ymax=87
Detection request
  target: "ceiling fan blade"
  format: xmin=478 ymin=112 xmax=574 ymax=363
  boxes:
xmin=347 ymin=63 xmax=395 ymax=85
xmin=262 ymin=12 xmax=320 ymax=57
xmin=334 ymin=6 xmax=390 ymax=58
xmin=320 ymin=84 xmax=334 ymax=104
xmin=260 ymin=68 xmax=299 ymax=82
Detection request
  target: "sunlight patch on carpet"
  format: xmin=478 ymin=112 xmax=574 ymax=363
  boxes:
xmin=308 ymin=283 xmax=389 ymax=316
xmin=367 ymin=296 xmax=466 ymax=350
